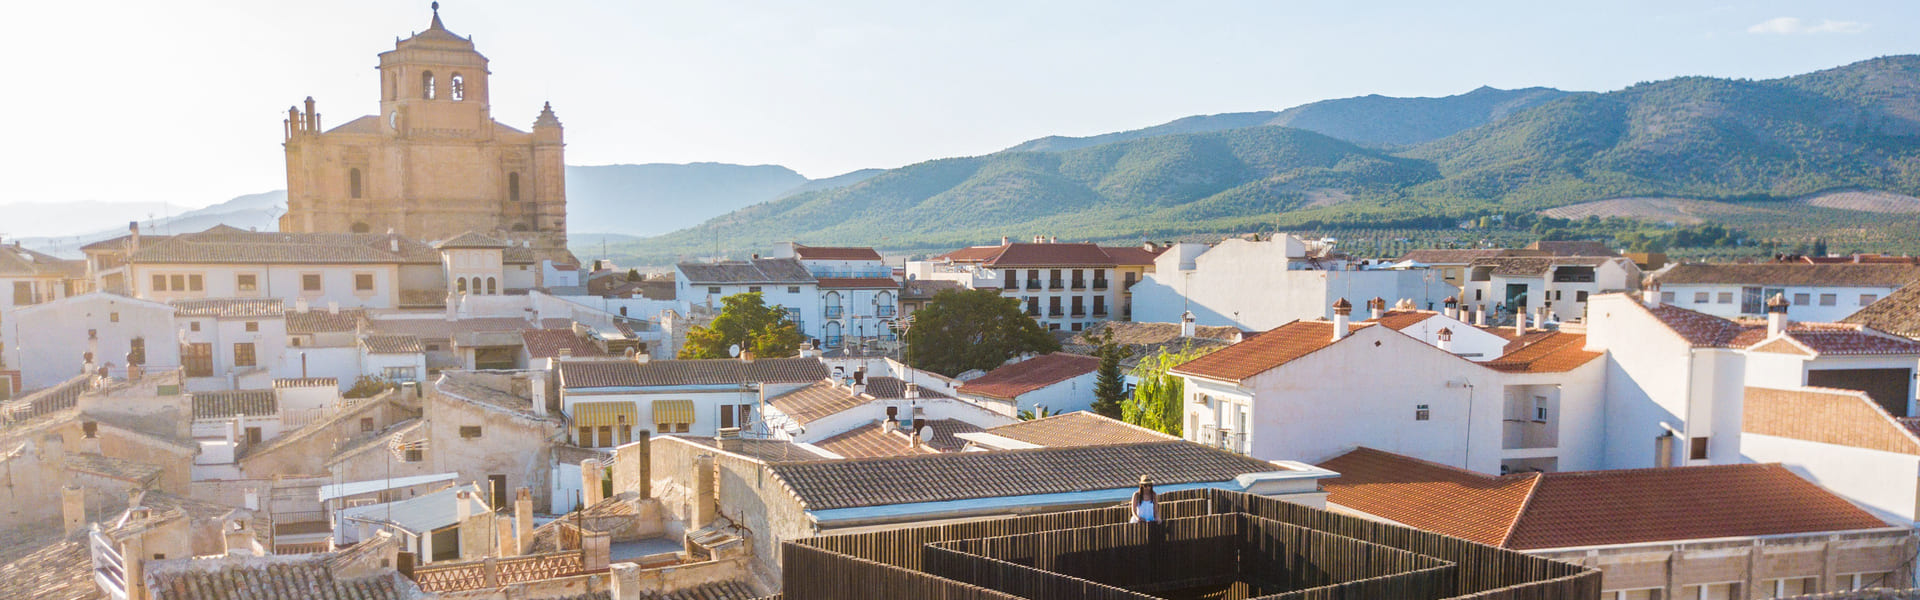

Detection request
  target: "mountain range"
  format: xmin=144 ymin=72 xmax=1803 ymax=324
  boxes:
xmin=607 ymin=55 xmax=1920 ymax=264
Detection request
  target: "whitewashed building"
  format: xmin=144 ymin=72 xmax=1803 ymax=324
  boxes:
xmin=1130 ymin=235 xmax=1454 ymax=330
xmin=1649 ymin=263 xmax=1920 ymax=323
xmin=1460 ymin=255 xmax=1642 ymax=324
xmin=909 ymin=238 xmax=1162 ymax=332
xmin=1 ymin=292 xmax=178 ymax=390
xmin=675 ymin=257 xmax=822 ymax=341
xmin=954 ymin=353 xmax=1102 ymax=416
xmin=774 ymin=243 xmax=902 ymax=351
xmin=554 ymin=355 xmax=830 ymax=446
xmin=111 ymin=225 xmax=446 ymax=310
xmin=173 ymin=298 xmax=291 ymax=392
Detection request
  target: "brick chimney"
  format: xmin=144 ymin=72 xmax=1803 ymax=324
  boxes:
xmin=1766 ymin=293 xmax=1791 ymax=338
xmin=1331 ymin=299 xmax=1353 ymax=341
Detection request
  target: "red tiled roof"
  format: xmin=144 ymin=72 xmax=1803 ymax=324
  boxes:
xmin=1844 ymin=281 xmax=1920 ymax=339
xmin=985 ymin=243 xmax=1118 ymax=267
xmin=931 ymin=246 xmax=1003 ymax=263
xmin=1321 ymin=447 xmax=1890 ymax=550
xmin=767 ymin=380 xmax=866 ymax=424
xmin=520 ymin=329 xmax=608 ymax=359
xmin=1101 ymin=246 xmax=1166 ymax=266
xmin=1739 ymin=327 xmax=1920 ymax=356
xmin=812 ymin=422 xmax=939 ymax=458
xmin=558 ymin=357 xmax=830 ymax=389
xmin=958 ymin=353 xmax=1100 ymax=400
xmin=1484 ymin=332 xmax=1602 ymax=373
xmin=1319 ymin=447 xmax=1538 ymax=547
xmin=1526 ymin=240 xmax=1618 ymax=257
xmin=1171 ymin=321 xmax=1366 ymax=382
xmin=1744 ymin=386 xmax=1920 ymax=455
xmin=816 ymin=277 xmax=900 ymax=289
xmin=1371 ymin=310 xmax=1438 ymax=331
xmin=792 ymin=245 xmax=883 ymax=261
xmin=1642 ymin=304 xmax=1751 ymax=347
xmin=983 ymin=411 xmax=1177 ymax=447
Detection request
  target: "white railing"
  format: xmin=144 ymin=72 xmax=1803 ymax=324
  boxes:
xmin=89 ymin=528 xmax=128 ymax=600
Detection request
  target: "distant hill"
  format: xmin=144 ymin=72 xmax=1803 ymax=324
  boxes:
xmin=17 ymin=191 xmax=287 ymax=257
xmin=1006 ymin=86 xmax=1571 ymax=152
xmin=566 ymin=163 xmax=810 ymax=236
xmin=0 ymin=200 xmax=191 ymax=238
xmin=609 ymin=56 xmax=1920 ymax=265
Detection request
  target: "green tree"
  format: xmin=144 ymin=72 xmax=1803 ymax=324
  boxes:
xmin=1088 ymin=330 xmax=1131 ymax=419
xmin=626 ymin=268 xmax=642 ymax=282
xmin=678 ymin=292 xmax=803 ymax=359
xmin=904 ymin=289 xmax=1060 ymax=377
xmin=1123 ymin=343 xmax=1216 ymax=436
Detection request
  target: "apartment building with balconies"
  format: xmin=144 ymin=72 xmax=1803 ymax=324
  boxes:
xmin=909 ymin=237 xmax=1164 ymax=332
xmin=772 ymin=243 xmax=901 ymax=351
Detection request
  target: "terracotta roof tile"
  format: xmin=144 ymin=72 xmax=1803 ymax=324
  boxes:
xmin=132 ymin=227 xmax=440 ymax=265
xmin=361 ymin=334 xmax=425 ymax=354
xmin=521 ymin=329 xmax=608 ymax=359
xmin=983 ymin=411 xmax=1177 ymax=447
xmin=286 ymin=308 xmax=363 ymax=334
xmin=1319 ymin=447 xmax=1538 ymax=547
xmin=767 ymin=380 xmax=866 ymax=424
xmin=861 ymin=376 xmax=951 ymax=400
xmin=812 ymin=421 xmax=940 ymax=458
xmin=958 ymin=353 xmax=1100 ymax=400
xmin=767 ymin=440 xmax=1283 ymax=511
xmin=1321 ymin=447 xmax=1890 ymax=551
xmin=677 ymin=258 xmax=815 ymax=284
xmin=1744 ymin=386 xmax=1920 ymax=455
xmin=1641 ymin=303 xmax=1750 ymax=347
xmin=0 ymin=529 xmax=92 ymax=600
xmin=1371 ymin=310 xmax=1439 ymax=331
xmin=1759 ymin=329 xmax=1920 ymax=356
xmin=173 ymin=298 xmax=287 ymax=319
xmin=791 ymin=245 xmax=882 ymax=261
xmin=1656 ymin=263 xmax=1920 ymax=287
xmin=66 ymin=452 xmax=164 ymax=484
xmin=1845 ymin=281 xmax=1920 ymax=339
xmin=930 ymin=245 xmax=1004 ymax=263
xmin=192 ymin=389 xmax=278 ymax=419
xmin=815 ymin=277 xmax=899 ymax=289
xmin=1171 ymin=321 xmax=1364 ymax=382
xmin=983 ymin=243 xmax=1119 ymax=267
xmin=901 ymin=279 xmax=964 ymax=300
xmin=1484 ymin=332 xmax=1602 ymax=373
xmin=147 ymin=556 xmax=418 ymax=600
xmin=560 ymin=357 xmax=829 ymax=389
xmin=0 ymin=245 xmax=84 ymax=278
xmin=1100 ymin=245 xmax=1166 ymax=266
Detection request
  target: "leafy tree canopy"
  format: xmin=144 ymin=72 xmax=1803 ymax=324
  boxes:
xmin=679 ymin=292 xmax=803 ymax=359
xmin=1089 ymin=330 xmax=1132 ymax=419
xmin=904 ymin=289 xmax=1060 ymax=377
xmin=1123 ymin=343 xmax=1218 ymax=436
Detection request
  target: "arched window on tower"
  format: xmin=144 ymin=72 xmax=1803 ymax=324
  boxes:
xmin=486 ymin=277 xmax=497 ymax=295
xmin=508 ymin=173 xmax=520 ymax=202
xmin=457 ymin=278 xmax=467 ymax=293
xmin=470 ymin=277 xmax=482 ymax=294
xmin=349 ymin=168 xmax=363 ymax=199
xmin=422 ymin=71 xmax=436 ymax=100
xmin=450 ymin=74 xmax=465 ymax=101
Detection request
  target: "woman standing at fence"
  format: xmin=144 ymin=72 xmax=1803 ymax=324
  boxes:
xmin=1132 ymin=476 xmax=1158 ymax=523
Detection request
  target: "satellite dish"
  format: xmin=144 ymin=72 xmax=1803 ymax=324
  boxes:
xmin=919 ymin=427 xmax=936 ymax=442
xmin=728 ymin=344 xmax=741 ymax=358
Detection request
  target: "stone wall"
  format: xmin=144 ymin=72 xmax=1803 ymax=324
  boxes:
xmin=647 ymin=436 xmax=811 ymax=589
xmin=1535 ymin=528 xmax=1918 ymax=597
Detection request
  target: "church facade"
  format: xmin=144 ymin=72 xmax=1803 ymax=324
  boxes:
xmin=281 ymin=6 xmax=570 ymax=257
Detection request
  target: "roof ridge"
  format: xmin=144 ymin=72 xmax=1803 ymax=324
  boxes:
xmin=1342 ymin=446 xmax=1523 ymax=482
xmin=1496 ymin=473 xmax=1546 ymax=547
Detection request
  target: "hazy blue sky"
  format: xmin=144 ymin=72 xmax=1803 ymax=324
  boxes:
xmin=3 ymin=1 xmax=1916 ymax=209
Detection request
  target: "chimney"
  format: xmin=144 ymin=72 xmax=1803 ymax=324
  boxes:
xmin=327 ymin=300 xmax=339 ymax=315
xmin=1514 ymin=307 xmax=1527 ymax=336
xmin=1050 ymin=236 xmax=1058 ymax=243
xmin=1766 ymin=293 xmax=1791 ymax=338
xmin=455 ymin=490 xmax=472 ymax=524
xmin=1033 ymin=235 xmax=1044 ymax=244
xmin=1369 ymin=297 xmax=1386 ymax=320
xmin=295 ymin=297 xmax=310 ymax=313
xmin=1436 ymin=327 xmax=1454 ymax=354
xmin=1180 ymin=310 xmax=1196 ymax=338
xmin=78 ymin=423 xmax=102 ymax=455
xmin=716 ymin=427 xmax=743 ymax=453
xmin=634 ymin=429 xmax=652 ymax=499
xmin=1331 ymin=299 xmax=1353 ymax=341
xmin=224 ymin=517 xmax=261 ymax=557
xmin=738 ymin=349 xmax=754 ymax=363
xmin=1474 ymin=305 xmax=1487 ymax=327
xmin=1643 ymin=281 xmax=1663 ymax=307
xmin=128 ymin=221 xmax=141 ymax=254
xmin=911 ymin=418 xmax=927 ymax=448
xmin=514 ymin=487 xmax=535 ymax=555
xmin=1443 ymin=296 xmax=1459 ymax=320
xmin=1001 ymin=236 xmax=1010 ymax=246
xmin=693 ymin=454 xmax=716 ymax=529
xmin=61 ymin=484 xmax=85 ymax=535
xmin=580 ymin=459 xmax=604 ymax=506
xmin=528 ymin=372 xmax=548 ymax=417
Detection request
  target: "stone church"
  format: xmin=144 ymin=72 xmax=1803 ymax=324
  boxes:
xmin=281 ymin=4 xmax=570 ymax=258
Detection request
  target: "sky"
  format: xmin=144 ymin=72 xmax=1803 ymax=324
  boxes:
xmin=2 ymin=1 xmax=1917 ymax=209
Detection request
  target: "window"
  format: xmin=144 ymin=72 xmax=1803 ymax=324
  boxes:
xmin=449 ymin=73 xmax=465 ymax=101
xmin=110 ymin=312 xmax=120 ymax=323
xmin=1689 ymin=436 xmax=1709 ymax=460
xmin=237 ymin=274 xmax=257 ymax=292
xmin=188 ymin=275 xmax=203 ymax=292
xmin=1819 ymin=293 xmax=1837 ymax=306
xmin=356 ymin=274 xmax=374 ymax=292
xmin=244 ymin=321 xmax=258 ymax=332
xmin=1575 ymin=291 xmax=1589 ymax=302
xmin=507 ymin=172 xmax=519 ymax=202
xmin=1071 ymin=322 xmax=1083 ymax=332
xmin=152 ymin=274 xmax=167 ymax=292
xmin=1693 ymin=292 xmax=1709 ymax=303
xmin=1861 ymin=294 xmax=1879 ymax=306
xmin=405 ymin=446 xmax=423 ymax=462
xmin=1532 ymin=396 xmax=1549 ymax=422
xmin=456 ymin=278 xmax=467 ymax=293
xmin=459 ymin=426 xmax=483 ymax=439
xmin=383 ymin=366 xmax=418 ymax=382
xmin=748 ymin=286 xmax=762 ymax=293
xmin=171 ymin=274 xmax=186 ymax=291
xmin=1661 ymin=291 xmax=1675 ymax=303
xmin=787 ymin=286 xmax=800 ymax=294
xmin=1475 ymin=289 xmax=1484 ymax=301
xmin=1794 ymin=293 xmax=1810 ymax=306
xmin=302 ymin=274 xmax=322 ymax=292
xmin=189 ymin=321 xmax=200 ymax=332
xmin=183 ymin=343 xmax=213 ymax=377
xmin=719 ymin=404 xmax=751 ymax=429
xmin=127 ymin=337 xmax=146 ymax=365
xmin=1680 ymin=583 xmax=1737 ymax=600
xmin=245 ymin=427 xmax=261 ymax=446
xmin=1762 ymin=577 xmax=1816 ymax=598
xmin=360 ymin=417 xmax=376 ymax=433
xmin=349 ymin=168 xmax=363 ymax=199
xmin=422 ymin=71 xmax=435 ymax=99
xmin=1716 ymin=292 xmax=1732 ymax=304
xmin=233 ymin=342 xmax=256 ymax=367
xmin=707 ymin=286 xmax=721 ymax=294
xmin=486 ymin=277 xmax=496 ymax=295
xmin=1415 ymin=404 xmax=1430 ymax=421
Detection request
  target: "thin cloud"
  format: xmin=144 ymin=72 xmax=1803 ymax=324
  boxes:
xmin=1747 ymin=17 xmax=1869 ymax=35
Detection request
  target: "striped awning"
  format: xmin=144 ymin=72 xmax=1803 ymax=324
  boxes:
xmin=652 ymin=400 xmax=695 ymax=425
xmin=573 ymin=401 xmax=638 ymax=429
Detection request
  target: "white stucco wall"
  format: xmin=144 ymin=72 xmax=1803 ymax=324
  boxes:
xmin=1658 ymin=283 xmax=1900 ymax=322
xmin=1132 ymin=238 xmax=1451 ymax=330
xmin=1742 ymin=433 xmax=1920 ymax=525
xmin=132 ymin=263 xmax=401 ymax=309
xmin=4 ymin=293 xmax=179 ymax=390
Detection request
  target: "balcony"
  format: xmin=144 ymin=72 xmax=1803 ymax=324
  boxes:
xmin=1070 ymin=280 xmax=1086 ymax=290
xmin=1025 ymin=281 xmax=1041 ymax=291
xmin=824 ymin=306 xmax=844 ymax=319
xmin=1048 ymin=308 xmax=1064 ymax=317
xmin=1070 ymin=308 xmax=1086 ymax=317
xmin=1092 ymin=308 xmax=1108 ymax=318
xmin=1092 ymin=279 xmax=1109 ymax=291
xmin=1026 ymin=307 xmax=1040 ymax=317
xmin=876 ymin=306 xmax=896 ymax=318
xmin=1048 ymin=280 xmax=1065 ymax=290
